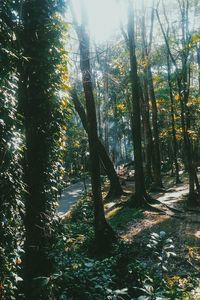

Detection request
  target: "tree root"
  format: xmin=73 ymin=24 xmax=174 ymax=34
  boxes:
xmin=104 ymin=188 xmax=125 ymax=202
xmin=155 ymin=201 xmax=185 ymax=214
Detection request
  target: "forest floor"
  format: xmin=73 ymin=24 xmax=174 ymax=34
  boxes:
xmin=60 ymin=172 xmax=200 ymax=298
xmin=59 ymin=172 xmax=200 ymax=276
xmin=107 ymin=173 xmax=200 ymax=277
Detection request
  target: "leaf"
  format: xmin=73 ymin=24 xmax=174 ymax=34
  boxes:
xmin=33 ymin=276 xmax=50 ymax=287
xmin=159 ymin=231 xmax=166 ymax=238
xmin=162 ymin=265 xmax=168 ymax=272
xmin=168 ymin=252 xmax=176 ymax=257
xmin=191 ymin=33 xmax=200 ymax=44
xmin=114 ymin=288 xmax=128 ymax=295
xmin=165 ymin=238 xmax=173 ymax=244
xmin=151 ymin=233 xmax=159 ymax=238
xmin=85 ymin=262 xmax=94 ymax=268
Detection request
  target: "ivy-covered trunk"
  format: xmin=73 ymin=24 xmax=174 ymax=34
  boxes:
xmin=0 ymin=1 xmax=24 ymax=298
xmin=21 ymin=0 xmax=68 ymax=297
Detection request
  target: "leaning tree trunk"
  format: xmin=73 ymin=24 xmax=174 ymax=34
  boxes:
xmin=71 ymin=90 xmax=124 ymax=199
xmin=127 ymin=0 xmax=147 ymax=207
xmin=70 ymin=1 xmax=115 ymax=250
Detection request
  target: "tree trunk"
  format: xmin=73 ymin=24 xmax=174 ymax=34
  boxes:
xmin=147 ymin=65 xmax=163 ymax=188
xmin=70 ymin=1 xmax=115 ymax=249
xmin=127 ymin=0 xmax=146 ymax=206
xmin=197 ymin=44 xmax=200 ymax=94
xmin=140 ymin=81 xmax=153 ymax=186
xmin=22 ymin=1 xmax=60 ymax=296
xmin=167 ymin=54 xmax=181 ymax=184
xmin=71 ymin=90 xmax=124 ymax=199
xmin=140 ymin=14 xmax=163 ymax=189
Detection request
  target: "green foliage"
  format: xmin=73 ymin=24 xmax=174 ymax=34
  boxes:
xmin=134 ymin=232 xmax=199 ymax=300
xmin=64 ymin=117 xmax=88 ymax=179
xmin=19 ymin=0 xmax=71 ymax=297
xmin=147 ymin=231 xmax=176 ymax=277
xmin=108 ymin=207 xmax=143 ymax=230
xmin=0 ymin=1 xmax=25 ymax=298
xmin=30 ymin=197 xmax=135 ymax=299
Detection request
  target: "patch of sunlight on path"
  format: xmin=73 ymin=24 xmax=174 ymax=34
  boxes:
xmin=57 ymin=180 xmax=91 ymax=215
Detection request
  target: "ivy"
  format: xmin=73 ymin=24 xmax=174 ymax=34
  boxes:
xmin=0 ymin=1 xmax=25 ymax=298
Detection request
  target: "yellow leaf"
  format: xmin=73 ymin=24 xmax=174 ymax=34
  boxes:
xmin=175 ymin=94 xmax=181 ymax=101
xmin=191 ymin=33 xmax=200 ymax=44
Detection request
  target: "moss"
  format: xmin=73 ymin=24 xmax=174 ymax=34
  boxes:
xmin=108 ymin=206 xmax=143 ymax=230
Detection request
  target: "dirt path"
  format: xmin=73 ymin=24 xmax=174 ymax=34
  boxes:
xmin=57 ymin=180 xmax=91 ymax=215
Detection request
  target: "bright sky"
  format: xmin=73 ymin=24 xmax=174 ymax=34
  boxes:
xmin=70 ymin=0 xmax=190 ymax=43
xmin=71 ymin=0 xmax=122 ymax=42
xmin=71 ymin=0 xmax=160 ymax=42
xmin=85 ymin=0 xmax=122 ymax=42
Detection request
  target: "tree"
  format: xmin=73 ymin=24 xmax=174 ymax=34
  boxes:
xmin=140 ymin=10 xmax=163 ymax=189
xmin=166 ymin=52 xmax=181 ymax=184
xmin=0 ymin=1 xmax=24 ymax=298
xmin=69 ymin=1 xmax=115 ymax=250
xmin=127 ymin=0 xmax=147 ymax=207
xmin=156 ymin=1 xmax=200 ymax=203
xmin=20 ymin=0 xmax=68 ymax=297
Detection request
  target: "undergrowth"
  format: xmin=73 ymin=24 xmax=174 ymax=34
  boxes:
xmin=30 ymin=196 xmax=200 ymax=299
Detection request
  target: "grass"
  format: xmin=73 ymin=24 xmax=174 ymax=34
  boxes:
xmin=108 ymin=206 xmax=143 ymax=230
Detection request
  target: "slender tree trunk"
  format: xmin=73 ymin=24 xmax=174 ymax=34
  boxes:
xmin=140 ymin=81 xmax=153 ymax=186
xmin=167 ymin=54 xmax=181 ymax=184
xmin=127 ymin=0 xmax=146 ymax=206
xmin=70 ymin=2 xmax=115 ymax=249
xmin=197 ymin=44 xmax=200 ymax=94
xmin=96 ymin=79 xmax=102 ymax=139
xmin=71 ymin=90 xmax=124 ymax=199
xmin=140 ymin=14 xmax=163 ymax=189
xmin=147 ymin=66 xmax=163 ymax=188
